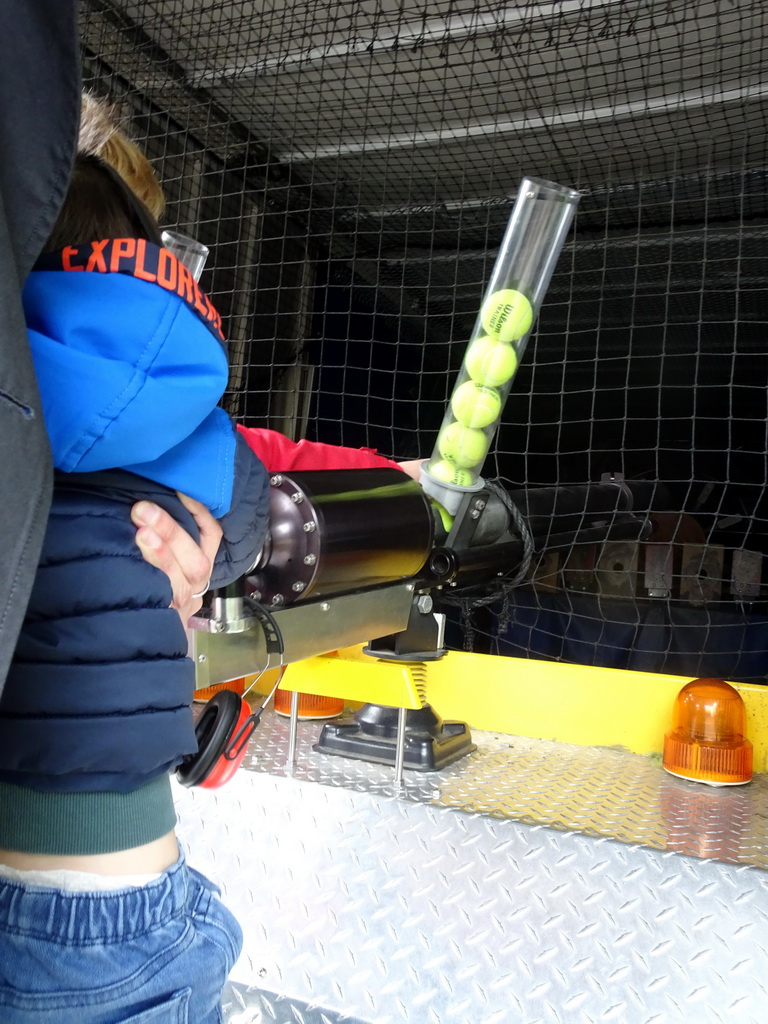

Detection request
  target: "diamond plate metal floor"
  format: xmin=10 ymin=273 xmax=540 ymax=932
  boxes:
xmin=174 ymin=711 xmax=768 ymax=1024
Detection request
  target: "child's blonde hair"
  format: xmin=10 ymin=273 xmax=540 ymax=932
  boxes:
xmin=79 ymin=91 xmax=166 ymax=220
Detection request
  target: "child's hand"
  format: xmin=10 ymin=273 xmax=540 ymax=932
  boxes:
xmin=397 ymin=458 xmax=427 ymax=481
xmin=131 ymin=494 xmax=223 ymax=623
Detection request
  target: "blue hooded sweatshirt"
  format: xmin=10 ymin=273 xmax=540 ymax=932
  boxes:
xmin=0 ymin=242 xmax=269 ymax=854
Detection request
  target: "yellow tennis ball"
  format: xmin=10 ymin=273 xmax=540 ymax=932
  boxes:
xmin=481 ymin=289 xmax=533 ymax=343
xmin=438 ymin=422 xmax=488 ymax=469
xmin=464 ymin=335 xmax=518 ymax=387
xmin=429 ymin=460 xmax=473 ymax=487
xmin=451 ymin=381 xmax=502 ymax=429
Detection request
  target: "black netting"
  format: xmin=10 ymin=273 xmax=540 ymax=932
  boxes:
xmin=80 ymin=0 xmax=768 ymax=681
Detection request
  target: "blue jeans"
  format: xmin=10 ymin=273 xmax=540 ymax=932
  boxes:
xmin=0 ymin=852 xmax=242 ymax=1023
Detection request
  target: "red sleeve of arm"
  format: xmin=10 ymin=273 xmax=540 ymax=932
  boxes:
xmin=236 ymin=425 xmax=403 ymax=473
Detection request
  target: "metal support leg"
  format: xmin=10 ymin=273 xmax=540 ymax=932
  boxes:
xmin=394 ymin=705 xmax=407 ymax=790
xmin=287 ymin=690 xmax=299 ymax=771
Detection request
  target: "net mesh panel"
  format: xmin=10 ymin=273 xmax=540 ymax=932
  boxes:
xmin=80 ymin=0 xmax=768 ymax=681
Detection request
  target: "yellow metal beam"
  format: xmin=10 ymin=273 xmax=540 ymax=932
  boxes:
xmin=279 ymin=650 xmax=425 ymax=710
xmin=282 ymin=646 xmax=768 ymax=771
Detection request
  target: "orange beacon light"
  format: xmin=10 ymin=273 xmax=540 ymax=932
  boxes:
xmin=663 ymin=677 xmax=753 ymax=786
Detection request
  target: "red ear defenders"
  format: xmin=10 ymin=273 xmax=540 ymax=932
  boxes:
xmin=176 ymin=598 xmax=285 ymax=789
xmin=176 ymin=689 xmax=257 ymax=789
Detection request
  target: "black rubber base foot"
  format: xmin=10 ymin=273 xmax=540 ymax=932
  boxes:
xmin=314 ymin=703 xmax=476 ymax=771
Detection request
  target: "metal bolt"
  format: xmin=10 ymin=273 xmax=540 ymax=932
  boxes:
xmin=416 ymin=595 xmax=433 ymax=614
xmin=270 ymin=475 xmax=283 ymax=486
xmin=470 ymin=509 xmax=481 ymax=519
xmin=251 ymin=590 xmax=262 ymax=602
xmin=303 ymin=554 xmax=317 ymax=565
xmin=271 ymin=594 xmax=285 ymax=606
xmin=291 ymin=581 xmax=306 ymax=593
xmin=406 ymin=583 xmax=414 ymax=592
xmin=321 ymin=602 xmax=330 ymax=611
xmin=290 ymin=491 xmax=304 ymax=504
xmin=474 ymin=499 xmax=486 ymax=511
xmin=303 ymin=521 xmax=316 ymax=533
xmin=197 ymin=654 xmax=207 ymax=663
xmin=211 ymin=620 xmax=226 ymax=633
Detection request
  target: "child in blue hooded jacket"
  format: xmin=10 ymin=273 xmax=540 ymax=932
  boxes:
xmin=0 ymin=152 xmax=269 ymax=1022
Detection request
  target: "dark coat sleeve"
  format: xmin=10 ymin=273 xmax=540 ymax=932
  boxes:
xmin=0 ymin=2 xmax=80 ymax=695
xmin=208 ymin=431 xmax=271 ymax=588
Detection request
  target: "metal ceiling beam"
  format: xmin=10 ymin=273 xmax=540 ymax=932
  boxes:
xmin=195 ymin=0 xmax=635 ymax=85
xmin=274 ymin=79 xmax=768 ymax=162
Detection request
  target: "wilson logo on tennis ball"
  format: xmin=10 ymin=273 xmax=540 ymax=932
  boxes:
xmin=481 ymin=288 xmax=533 ymax=344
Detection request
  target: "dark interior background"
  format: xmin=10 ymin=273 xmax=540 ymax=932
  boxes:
xmin=79 ymin=0 xmax=768 ymax=680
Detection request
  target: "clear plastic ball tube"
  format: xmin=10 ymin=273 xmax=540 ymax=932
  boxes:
xmin=421 ymin=177 xmax=581 ymax=515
